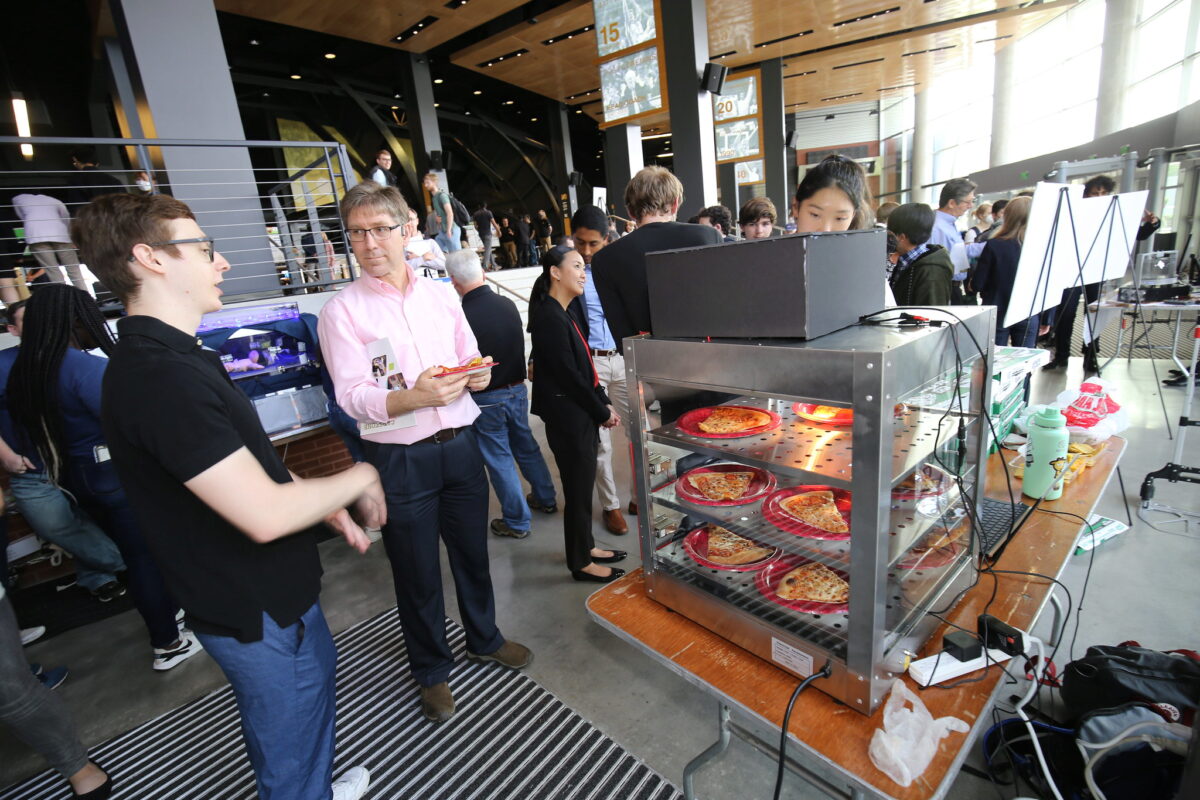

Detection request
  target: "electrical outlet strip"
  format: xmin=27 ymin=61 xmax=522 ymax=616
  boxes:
xmin=908 ymin=648 xmax=1012 ymax=686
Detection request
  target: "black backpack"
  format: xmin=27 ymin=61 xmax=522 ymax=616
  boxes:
xmin=448 ymin=194 xmax=471 ymax=229
xmin=1061 ymin=642 xmax=1200 ymax=721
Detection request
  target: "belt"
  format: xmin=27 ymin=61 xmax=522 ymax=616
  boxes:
xmin=413 ymin=426 xmax=467 ymax=446
xmin=495 ymin=379 xmax=524 ymax=390
xmin=590 ymin=348 xmax=618 ymax=357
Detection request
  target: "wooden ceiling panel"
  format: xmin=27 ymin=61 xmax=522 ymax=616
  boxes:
xmin=214 ymin=0 xmax=528 ymax=51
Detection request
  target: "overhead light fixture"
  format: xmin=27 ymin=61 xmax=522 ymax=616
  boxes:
xmin=391 ymin=105 xmax=399 ymax=110
xmin=290 ymin=73 xmax=302 ymax=80
xmin=503 ymin=100 xmax=514 ymax=105
xmin=394 ymin=16 xmax=439 ymax=43
xmin=11 ymin=95 xmax=32 ymax=158
xmin=641 ymin=132 xmax=671 ymax=140
xmin=530 ymin=117 xmax=538 ymax=122
xmin=477 ymin=48 xmax=530 ymax=68
xmin=249 ymin=39 xmax=260 ymax=46
xmin=324 ymin=53 xmax=336 ymax=59
xmin=657 ymin=152 xmax=673 ymax=158
xmin=575 ymin=108 xmax=582 ymax=114
xmin=434 ymin=78 xmax=444 ymax=84
xmin=434 ymin=102 xmax=441 ymax=107
xmin=473 ymin=90 xmax=482 ymax=95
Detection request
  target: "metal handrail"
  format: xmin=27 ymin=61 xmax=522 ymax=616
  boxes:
xmin=484 ymin=273 xmax=530 ymax=304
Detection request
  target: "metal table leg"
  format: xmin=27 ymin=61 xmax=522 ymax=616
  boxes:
xmin=683 ymin=704 xmax=732 ymax=800
xmin=1048 ymin=591 xmax=1065 ymax=648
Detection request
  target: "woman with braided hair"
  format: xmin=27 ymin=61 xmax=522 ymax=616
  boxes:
xmin=6 ymin=284 xmax=200 ymax=671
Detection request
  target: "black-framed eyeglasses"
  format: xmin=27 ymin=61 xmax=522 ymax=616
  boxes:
xmin=346 ymin=224 xmax=403 ymax=242
xmin=128 ymin=237 xmax=215 ymax=262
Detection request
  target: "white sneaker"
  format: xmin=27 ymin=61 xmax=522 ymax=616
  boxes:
xmin=331 ymin=766 xmax=370 ymax=800
xmin=20 ymin=626 xmax=46 ymax=646
xmin=152 ymin=632 xmax=203 ymax=671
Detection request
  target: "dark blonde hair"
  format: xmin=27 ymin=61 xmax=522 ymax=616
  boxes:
xmin=71 ymin=193 xmax=196 ymax=304
xmin=624 ymin=166 xmax=683 ymax=221
xmin=995 ymin=196 xmax=1031 ymax=244
xmin=340 ymin=181 xmax=411 ymax=227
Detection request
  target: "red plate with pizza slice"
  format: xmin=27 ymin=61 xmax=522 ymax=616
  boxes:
xmin=433 ymin=359 xmax=497 ymax=378
xmin=675 ymin=463 xmax=777 ymax=506
xmin=676 ymin=405 xmax=782 ymax=439
xmin=755 ymin=554 xmax=850 ymax=614
xmin=792 ymin=402 xmax=854 ymax=426
xmin=762 ymin=485 xmax=852 ymax=541
xmin=682 ymin=524 xmax=780 ymax=572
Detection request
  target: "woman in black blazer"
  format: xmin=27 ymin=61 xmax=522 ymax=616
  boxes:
xmin=529 ymin=247 xmax=626 ymax=582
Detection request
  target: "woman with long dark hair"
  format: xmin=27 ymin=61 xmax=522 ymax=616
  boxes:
xmin=529 ymin=247 xmax=626 ymax=582
xmin=7 ymin=284 xmax=196 ymax=670
xmin=791 ymin=154 xmax=874 ymax=233
xmin=972 ymin=196 xmax=1038 ymax=346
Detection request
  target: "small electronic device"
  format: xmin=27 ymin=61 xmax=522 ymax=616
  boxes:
xmin=943 ymin=630 xmax=982 ymax=662
xmin=1117 ymin=284 xmax=1192 ymax=303
xmin=978 ymin=614 xmax=1025 ymax=656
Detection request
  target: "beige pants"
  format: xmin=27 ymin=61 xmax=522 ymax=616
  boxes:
xmin=593 ymin=352 xmax=633 ymax=511
xmin=29 ymin=242 xmax=87 ymax=291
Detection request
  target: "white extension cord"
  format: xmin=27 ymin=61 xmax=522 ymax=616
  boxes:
xmin=1014 ymin=635 xmax=1065 ymax=800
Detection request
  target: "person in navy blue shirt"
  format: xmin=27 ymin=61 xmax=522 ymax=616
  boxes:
xmin=5 ymin=284 xmax=198 ymax=671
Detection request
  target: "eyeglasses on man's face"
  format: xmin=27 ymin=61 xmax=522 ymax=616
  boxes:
xmin=346 ymin=224 xmax=404 ymax=242
xmin=129 ymin=237 xmax=215 ymax=262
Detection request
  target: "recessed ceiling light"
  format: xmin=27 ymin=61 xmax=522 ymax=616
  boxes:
xmin=434 ymin=102 xmax=440 ymax=107
xmin=530 ymin=117 xmax=538 ymax=122
xmin=391 ymin=105 xmax=399 ymax=110
xmin=473 ymin=90 xmax=482 ymax=95
xmin=290 ymin=74 xmax=302 ymax=80
xmin=575 ymin=109 xmax=582 ymax=114
xmin=503 ymin=100 xmax=514 ymax=105
xmin=434 ymin=78 xmax=444 ymax=84
xmin=324 ymin=53 xmax=336 ymax=59
xmin=249 ymin=39 xmax=260 ymax=46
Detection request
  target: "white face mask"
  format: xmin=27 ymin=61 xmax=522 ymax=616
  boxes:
xmin=979 ymin=215 xmax=992 ymax=227
xmin=136 ymin=179 xmax=152 ymax=192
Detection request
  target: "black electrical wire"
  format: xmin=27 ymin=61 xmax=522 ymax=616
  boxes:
xmin=772 ymin=662 xmax=833 ymax=800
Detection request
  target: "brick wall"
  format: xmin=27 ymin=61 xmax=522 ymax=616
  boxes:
xmin=275 ymin=428 xmax=355 ymax=478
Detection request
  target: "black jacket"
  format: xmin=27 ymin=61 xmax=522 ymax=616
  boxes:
xmin=529 ymin=299 xmax=610 ymax=427
xmin=460 ymin=285 xmax=526 ymax=392
xmin=890 ymin=244 xmax=954 ymax=306
xmin=590 ymin=221 xmax=722 ymax=352
xmin=973 ymin=237 xmax=1028 ymax=325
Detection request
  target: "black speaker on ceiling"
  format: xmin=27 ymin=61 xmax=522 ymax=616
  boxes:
xmin=429 ymin=150 xmax=443 ymax=171
xmin=701 ymin=63 xmax=729 ymax=95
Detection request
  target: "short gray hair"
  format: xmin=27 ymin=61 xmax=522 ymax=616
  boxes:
xmin=445 ymin=249 xmax=484 ymax=285
xmin=340 ymin=181 xmax=409 ymax=226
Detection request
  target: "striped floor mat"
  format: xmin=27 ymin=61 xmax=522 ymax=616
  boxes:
xmin=2 ymin=610 xmax=682 ymax=800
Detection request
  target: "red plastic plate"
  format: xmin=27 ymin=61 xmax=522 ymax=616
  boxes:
xmin=675 ymin=405 xmax=782 ymax=439
xmin=675 ymin=463 xmax=777 ymax=506
xmin=792 ymin=402 xmax=853 ymax=426
xmin=434 ymin=361 xmax=497 ymax=378
xmin=762 ymin=485 xmax=852 ymax=541
xmin=682 ymin=525 xmax=780 ymax=572
xmin=755 ymin=555 xmax=850 ymax=614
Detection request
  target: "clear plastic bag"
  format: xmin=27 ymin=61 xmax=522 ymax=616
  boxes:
xmin=868 ymin=679 xmax=969 ymax=787
xmin=1052 ymin=378 xmax=1128 ymax=445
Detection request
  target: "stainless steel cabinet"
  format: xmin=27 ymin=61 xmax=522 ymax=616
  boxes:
xmin=625 ymin=307 xmax=995 ymax=714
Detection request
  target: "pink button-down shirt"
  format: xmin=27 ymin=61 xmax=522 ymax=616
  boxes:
xmin=318 ymin=265 xmax=481 ymax=444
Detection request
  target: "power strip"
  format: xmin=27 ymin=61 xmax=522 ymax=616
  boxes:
xmin=908 ymin=648 xmax=1012 ymax=687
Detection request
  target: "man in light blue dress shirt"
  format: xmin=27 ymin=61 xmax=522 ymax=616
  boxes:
xmin=929 ymin=178 xmax=977 ymax=302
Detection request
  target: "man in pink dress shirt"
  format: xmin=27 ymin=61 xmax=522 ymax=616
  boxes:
xmin=318 ymin=182 xmax=532 ymax=723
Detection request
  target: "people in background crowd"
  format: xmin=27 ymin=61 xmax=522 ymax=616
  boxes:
xmin=318 ymin=181 xmax=531 ymax=726
xmin=447 ymin=249 xmax=557 ymax=540
xmin=13 ymin=193 xmax=87 ymax=291
xmin=529 ymin=246 xmax=626 ymax=583
xmin=472 ymin=202 xmax=501 ymax=271
xmin=886 ymin=204 xmax=954 ymax=307
xmin=976 ymin=198 xmax=1006 ymax=243
xmin=973 ymin=196 xmax=1039 ymax=346
xmin=74 ymin=192 xmax=380 ymax=800
xmin=535 ymin=209 xmax=554 ymax=255
xmin=515 ymin=213 xmax=533 ymax=267
xmin=875 ymin=201 xmax=900 ymax=225
xmin=0 ymin=300 xmax=128 ymax=604
xmin=738 ymin=197 xmax=777 ymax=240
xmin=791 ymin=154 xmax=874 ymax=233
xmin=963 ymin=203 xmax=992 ymax=244
xmin=66 ymin=148 xmax=124 ymax=208
xmin=404 ymin=207 xmax=446 ymax=276
xmin=498 ymin=215 xmax=518 ymax=268
xmin=697 ymin=205 xmax=737 ymax=242
xmin=423 ymin=172 xmax=460 ymax=253
xmin=930 ymin=178 xmax=976 ymax=303
xmin=7 ymin=285 xmax=200 ymax=672
xmin=572 ymin=205 xmax=635 ymax=531
xmin=367 ymin=150 xmax=398 ymax=188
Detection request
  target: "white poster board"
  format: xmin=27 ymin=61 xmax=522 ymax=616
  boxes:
xmin=1004 ymin=182 xmax=1147 ymax=328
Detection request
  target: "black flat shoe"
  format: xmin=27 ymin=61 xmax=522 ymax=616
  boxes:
xmin=74 ymin=770 xmax=112 ymax=800
xmin=592 ymin=550 xmax=627 ymax=563
xmin=571 ymin=567 xmax=626 ymax=583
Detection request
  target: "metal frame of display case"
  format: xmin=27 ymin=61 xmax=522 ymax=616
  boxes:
xmin=625 ymin=306 xmax=996 ymax=714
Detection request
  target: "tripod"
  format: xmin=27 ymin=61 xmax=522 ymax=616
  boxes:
xmin=1139 ymin=319 xmax=1200 ymax=532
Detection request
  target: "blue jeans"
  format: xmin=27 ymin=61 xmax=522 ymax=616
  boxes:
xmin=196 ymin=603 xmax=336 ymax=800
xmin=472 ymin=383 xmax=557 ymax=532
xmin=996 ymin=313 xmax=1039 ymax=347
xmin=435 ymin=224 xmax=461 ymax=253
xmin=8 ymin=471 xmax=124 ymax=592
xmin=65 ymin=458 xmax=180 ymax=648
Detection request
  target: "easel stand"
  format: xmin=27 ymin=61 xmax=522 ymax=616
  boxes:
xmin=1140 ymin=321 xmax=1200 ymax=531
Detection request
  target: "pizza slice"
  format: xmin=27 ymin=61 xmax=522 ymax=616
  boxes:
xmin=779 ymin=490 xmax=849 ymax=533
xmin=696 ymin=406 xmax=772 ymax=434
xmin=776 ymin=562 xmax=849 ymax=604
xmin=808 ymin=405 xmax=844 ymax=420
xmin=703 ymin=525 xmax=774 ymax=566
xmin=687 ymin=471 xmax=755 ymax=501
xmin=896 ymin=469 xmax=939 ymax=494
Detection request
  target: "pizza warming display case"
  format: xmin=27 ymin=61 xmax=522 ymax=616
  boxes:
xmin=625 ymin=306 xmax=996 ymax=714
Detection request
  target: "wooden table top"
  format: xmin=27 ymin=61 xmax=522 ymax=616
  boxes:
xmin=586 ymin=438 xmax=1125 ymax=800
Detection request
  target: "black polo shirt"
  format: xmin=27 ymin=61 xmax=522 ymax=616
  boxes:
xmin=101 ymin=315 xmax=323 ymax=643
xmin=460 ymin=285 xmax=526 ymax=392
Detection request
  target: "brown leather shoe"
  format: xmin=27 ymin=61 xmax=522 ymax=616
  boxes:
xmin=627 ymin=501 xmax=639 ymax=516
xmin=419 ymin=682 xmax=455 ymax=723
xmin=467 ymin=640 xmax=533 ymax=670
xmin=603 ymin=508 xmax=628 ymax=534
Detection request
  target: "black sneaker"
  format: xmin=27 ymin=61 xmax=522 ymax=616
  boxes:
xmin=526 ymin=493 xmax=557 ymax=514
xmin=91 ymin=581 xmax=126 ymax=603
xmin=490 ymin=519 xmax=530 ymax=539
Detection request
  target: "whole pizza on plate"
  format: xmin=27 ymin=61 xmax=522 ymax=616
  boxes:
xmin=780 ymin=490 xmax=849 ymax=534
xmin=702 ymin=525 xmax=775 ymax=566
xmin=697 ymin=406 xmax=773 ymax=434
xmin=776 ymin=562 xmax=850 ymax=604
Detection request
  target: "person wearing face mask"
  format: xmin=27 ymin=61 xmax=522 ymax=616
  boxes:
xmin=738 ymin=197 xmax=777 ymax=240
xmin=528 ymin=247 xmax=625 ymax=583
xmin=131 ymin=171 xmax=155 ymax=196
xmin=963 ymin=203 xmax=992 ymax=245
xmin=790 ymin=154 xmax=874 ymax=234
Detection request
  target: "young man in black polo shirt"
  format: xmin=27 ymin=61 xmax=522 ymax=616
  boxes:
xmin=71 ymin=193 xmax=383 ymax=800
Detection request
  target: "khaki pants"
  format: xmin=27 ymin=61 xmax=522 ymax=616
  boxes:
xmin=502 ymin=242 xmax=519 ymax=268
xmin=29 ymin=242 xmax=87 ymax=291
xmin=593 ymin=352 xmax=633 ymax=511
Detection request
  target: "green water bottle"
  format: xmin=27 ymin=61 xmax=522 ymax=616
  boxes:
xmin=1024 ymin=407 xmax=1069 ymax=501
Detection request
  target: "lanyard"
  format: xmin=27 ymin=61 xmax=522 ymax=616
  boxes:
xmin=569 ymin=318 xmax=600 ymax=388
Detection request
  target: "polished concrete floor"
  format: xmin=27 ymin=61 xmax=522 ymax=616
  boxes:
xmin=3 ymin=354 xmax=1198 ymax=798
